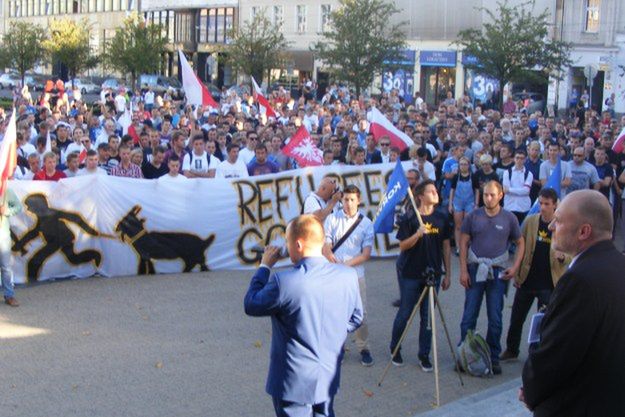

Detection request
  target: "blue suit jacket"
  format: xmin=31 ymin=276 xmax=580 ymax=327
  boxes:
xmin=244 ymin=256 xmax=363 ymax=404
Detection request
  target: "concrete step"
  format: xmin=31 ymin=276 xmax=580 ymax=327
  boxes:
xmin=415 ymin=378 xmax=532 ymax=417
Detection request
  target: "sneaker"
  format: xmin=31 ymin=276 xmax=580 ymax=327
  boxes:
xmin=499 ymin=350 xmax=518 ymax=362
xmin=360 ymin=349 xmax=374 ymax=367
xmin=418 ymin=356 xmax=433 ymax=373
xmin=492 ymin=363 xmax=502 ymax=375
xmin=4 ymin=296 xmax=19 ymax=307
xmin=391 ymin=351 xmax=404 ymax=367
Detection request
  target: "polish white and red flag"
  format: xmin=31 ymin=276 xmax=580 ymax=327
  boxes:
xmin=369 ymin=107 xmax=412 ymax=151
xmin=178 ymin=49 xmax=219 ymax=109
xmin=78 ymin=148 xmax=87 ymax=164
xmin=612 ymin=126 xmax=625 ymax=154
xmin=282 ymin=126 xmax=323 ymax=167
xmin=251 ymin=76 xmax=277 ymax=119
xmin=0 ymin=110 xmax=18 ymax=198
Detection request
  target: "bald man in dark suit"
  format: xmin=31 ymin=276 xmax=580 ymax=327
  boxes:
xmin=521 ymin=190 xmax=625 ymax=417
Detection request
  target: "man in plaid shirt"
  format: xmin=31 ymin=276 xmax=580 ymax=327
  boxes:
xmin=110 ymin=144 xmax=143 ymax=179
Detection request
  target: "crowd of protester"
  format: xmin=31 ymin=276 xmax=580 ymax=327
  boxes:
xmin=2 ymin=78 xmax=625 ymax=248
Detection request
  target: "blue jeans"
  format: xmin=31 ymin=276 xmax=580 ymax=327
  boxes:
xmin=459 ymin=264 xmax=507 ymax=363
xmin=390 ymin=277 xmax=440 ymax=359
xmin=0 ymin=236 xmax=14 ymax=298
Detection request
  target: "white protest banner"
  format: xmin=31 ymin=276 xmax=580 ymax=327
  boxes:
xmin=8 ymin=162 xmax=417 ymax=284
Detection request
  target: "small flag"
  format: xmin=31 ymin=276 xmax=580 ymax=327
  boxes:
xmin=369 ymin=107 xmax=413 ymax=151
xmin=612 ymin=126 xmax=625 ymax=154
xmin=0 ymin=110 xmax=18 ymax=197
xmin=527 ymin=158 xmax=562 ymax=215
xmin=78 ymin=148 xmax=87 ymax=164
xmin=281 ymin=126 xmax=323 ymax=167
xmin=178 ymin=49 xmax=219 ymax=109
xmin=251 ymin=76 xmax=277 ymax=119
xmin=373 ymin=160 xmax=409 ymax=233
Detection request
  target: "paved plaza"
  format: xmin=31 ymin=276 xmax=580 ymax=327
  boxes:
xmin=1 ymin=254 xmax=533 ymax=417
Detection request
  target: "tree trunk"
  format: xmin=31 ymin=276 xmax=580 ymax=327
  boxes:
xmin=498 ymin=78 xmax=505 ymax=111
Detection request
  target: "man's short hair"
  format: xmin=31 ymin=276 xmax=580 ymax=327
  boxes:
xmin=514 ymin=149 xmax=527 ymax=157
xmin=154 ymin=145 xmax=166 ymax=155
xmin=416 ymin=147 xmax=427 ymax=158
xmin=43 ymin=151 xmax=56 ymax=162
xmin=484 ymin=180 xmax=503 ymax=194
xmin=169 ymin=154 xmax=180 ymax=162
xmin=343 ymin=184 xmax=361 ymax=197
xmin=66 ymin=152 xmax=79 ymax=163
xmin=539 ymin=187 xmax=558 ymax=204
xmin=255 ymin=143 xmax=267 ymax=153
xmin=172 ymin=130 xmax=186 ymax=142
xmin=118 ymin=144 xmax=131 ymax=153
xmin=192 ymin=134 xmax=205 ymax=144
xmin=288 ymin=215 xmax=324 ymax=246
xmin=86 ymin=149 xmax=97 ymax=157
xmin=227 ymin=143 xmax=240 ymax=153
xmin=415 ymin=179 xmax=436 ymax=197
xmin=354 ymin=146 xmax=365 ymax=155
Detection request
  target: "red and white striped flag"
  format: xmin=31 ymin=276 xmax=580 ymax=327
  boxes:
xmin=178 ymin=49 xmax=219 ymax=109
xmin=0 ymin=110 xmax=18 ymax=198
xmin=251 ymin=76 xmax=277 ymax=119
xmin=369 ymin=107 xmax=413 ymax=151
xmin=612 ymin=126 xmax=625 ymax=154
xmin=282 ymin=126 xmax=323 ymax=167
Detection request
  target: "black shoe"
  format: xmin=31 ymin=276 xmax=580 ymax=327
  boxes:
xmin=499 ymin=350 xmax=518 ymax=362
xmin=391 ymin=351 xmax=404 ymax=367
xmin=392 ymin=299 xmax=401 ymax=307
xmin=418 ymin=356 xmax=433 ymax=373
xmin=360 ymin=349 xmax=374 ymax=367
xmin=492 ymin=363 xmax=502 ymax=375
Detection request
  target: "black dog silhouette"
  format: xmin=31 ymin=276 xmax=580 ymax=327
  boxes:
xmin=115 ymin=205 xmax=215 ymax=275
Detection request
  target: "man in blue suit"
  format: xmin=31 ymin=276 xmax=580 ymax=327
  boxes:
xmin=244 ymin=214 xmax=363 ymax=417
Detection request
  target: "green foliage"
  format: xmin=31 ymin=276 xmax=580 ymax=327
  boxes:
xmin=44 ymin=19 xmax=98 ymax=85
xmin=102 ymin=13 xmax=167 ymax=89
xmin=225 ymin=10 xmax=290 ymax=83
xmin=455 ymin=0 xmax=572 ymax=109
xmin=0 ymin=21 xmax=47 ymax=85
xmin=312 ymin=0 xmax=407 ymax=95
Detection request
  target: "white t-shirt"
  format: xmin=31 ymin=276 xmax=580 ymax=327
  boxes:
xmin=238 ymin=147 xmax=255 ymax=165
xmin=182 ymin=151 xmax=219 ymax=173
xmin=13 ymin=165 xmax=31 ymax=180
xmin=18 ymin=143 xmax=36 ymax=159
xmin=115 ymin=94 xmax=127 ymax=113
xmin=144 ymin=91 xmax=155 ymax=105
xmin=215 ymin=159 xmax=249 ymax=179
xmin=77 ymin=167 xmax=107 ymax=176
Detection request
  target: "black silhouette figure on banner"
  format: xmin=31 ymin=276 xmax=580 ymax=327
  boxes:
xmin=12 ymin=194 xmax=103 ymax=281
xmin=115 ymin=205 xmax=215 ymax=275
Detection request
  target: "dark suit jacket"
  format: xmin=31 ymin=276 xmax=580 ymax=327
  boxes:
xmin=244 ymin=257 xmax=363 ymax=405
xmin=366 ymin=150 xmax=382 ymax=164
xmin=522 ymin=240 xmax=625 ymax=417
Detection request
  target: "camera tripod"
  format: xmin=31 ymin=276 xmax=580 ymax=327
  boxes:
xmin=378 ymin=277 xmax=464 ymax=406
xmin=377 ymin=189 xmax=464 ymax=407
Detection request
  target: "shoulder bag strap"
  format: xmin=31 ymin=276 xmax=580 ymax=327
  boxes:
xmin=332 ymin=213 xmax=364 ymax=253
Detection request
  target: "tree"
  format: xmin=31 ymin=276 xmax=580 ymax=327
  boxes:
xmin=225 ymin=10 xmax=290 ymax=83
xmin=455 ymin=0 xmax=572 ymax=110
xmin=0 ymin=21 xmax=47 ymax=86
xmin=102 ymin=13 xmax=167 ymax=89
xmin=43 ymin=19 xmax=99 ymax=87
xmin=312 ymin=0 xmax=407 ymax=96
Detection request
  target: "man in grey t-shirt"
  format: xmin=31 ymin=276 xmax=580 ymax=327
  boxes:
xmin=567 ymin=147 xmax=600 ymax=193
xmin=458 ymin=180 xmax=524 ymax=375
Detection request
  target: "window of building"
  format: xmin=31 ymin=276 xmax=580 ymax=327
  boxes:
xmin=207 ymin=8 xmax=216 ymax=42
xmin=250 ymin=6 xmax=261 ymax=20
xmin=224 ymin=8 xmax=234 ymax=43
xmin=199 ymin=9 xmax=208 ymax=43
xmin=584 ymin=0 xmax=600 ymax=32
xmin=320 ymin=4 xmax=331 ymax=32
xmin=273 ymin=5 xmax=283 ymax=28
xmin=296 ymin=5 xmax=307 ymax=33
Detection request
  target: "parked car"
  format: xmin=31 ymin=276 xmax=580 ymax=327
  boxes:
xmin=23 ymin=74 xmax=46 ymax=91
xmin=139 ymin=74 xmax=184 ymax=99
xmin=101 ymin=78 xmax=124 ymax=91
xmin=0 ymin=73 xmax=20 ymax=89
xmin=65 ymin=77 xmax=101 ymax=94
xmin=512 ymin=92 xmax=545 ymax=114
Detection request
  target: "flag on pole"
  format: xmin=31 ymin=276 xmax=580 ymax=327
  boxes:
xmin=251 ymin=77 xmax=277 ymax=119
xmin=369 ymin=107 xmax=413 ymax=151
xmin=527 ymin=158 xmax=562 ymax=215
xmin=612 ymin=126 xmax=625 ymax=154
xmin=178 ymin=49 xmax=219 ymax=109
xmin=373 ymin=160 xmax=409 ymax=233
xmin=281 ymin=126 xmax=323 ymax=167
xmin=0 ymin=110 xmax=18 ymax=198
